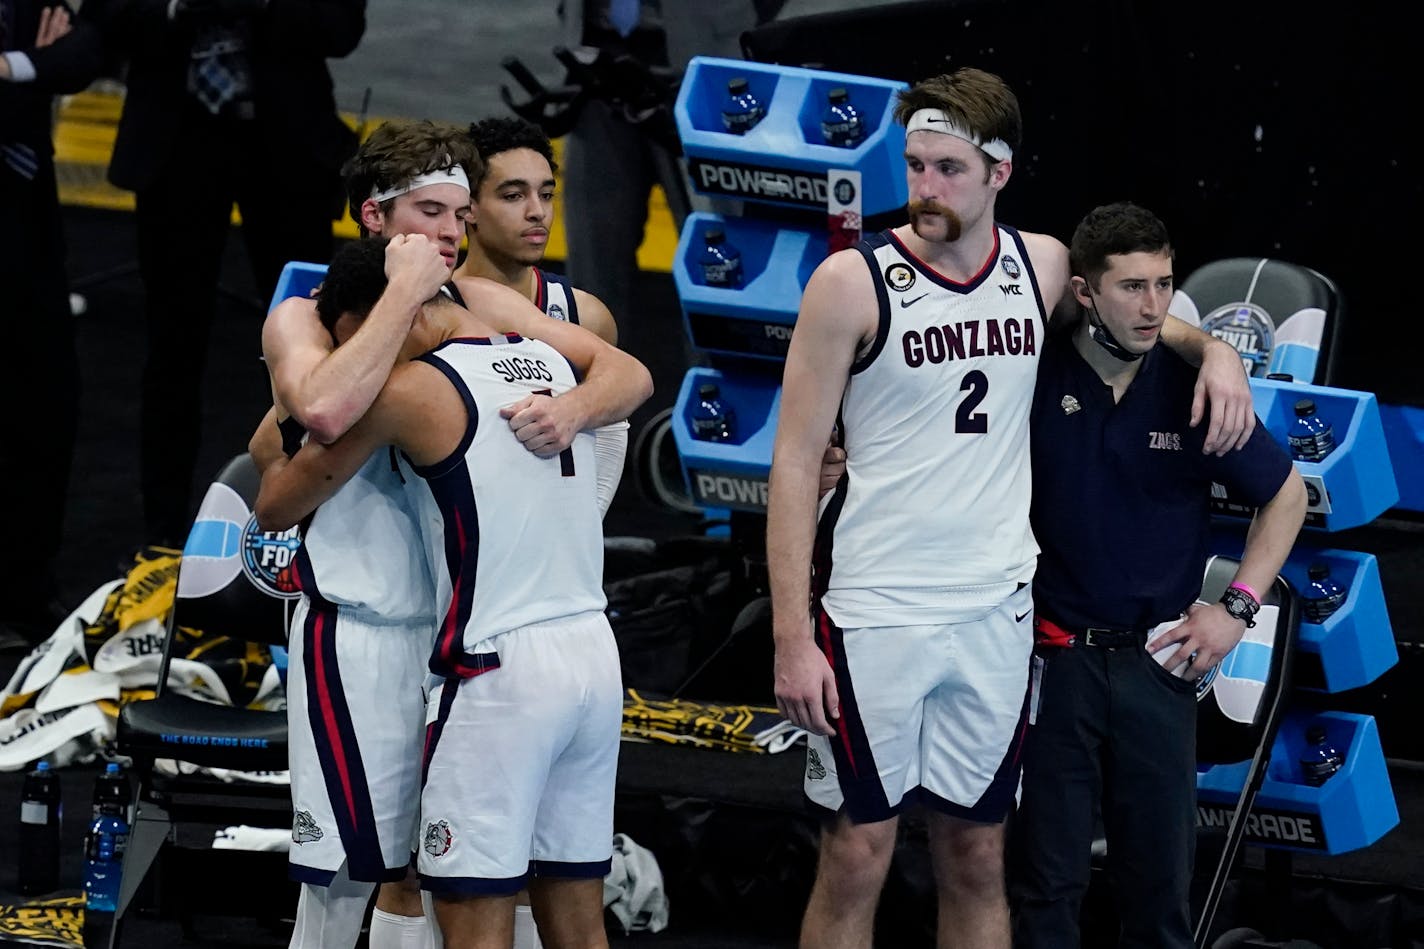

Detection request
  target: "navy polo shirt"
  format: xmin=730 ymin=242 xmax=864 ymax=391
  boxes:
xmin=1029 ymin=320 xmax=1293 ymax=630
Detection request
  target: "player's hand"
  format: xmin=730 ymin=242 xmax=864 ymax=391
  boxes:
xmin=35 ymin=6 xmax=73 ymax=47
xmin=773 ymin=622 xmax=839 ymax=737
xmin=500 ymin=393 xmax=579 ymax=457
xmin=383 ymin=234 xmax=450 ymax=304
xmin=818 ymin=443 xmax=846 ymax=499
xmin=1191 ymin=340 xmax=1255 ymax=455
xmin=1146 ymin=601 xmax=1245 ymax=679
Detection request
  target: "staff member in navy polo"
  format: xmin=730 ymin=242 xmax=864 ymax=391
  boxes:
xmin=1010 ymin=202 xmax=1307 ymax=949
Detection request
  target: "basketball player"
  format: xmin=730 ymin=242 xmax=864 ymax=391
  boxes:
xmin=455 ymin=115 xmax=627 ymax=520
xmin=255 ymin=237 xmax=641 ymax=949
xmin=1011 ymin=202 xmax=1305 ymax=948
xmin=766 ymin=68 xmax=1255 ymax=949
xmin=255 ymin=120 xmax=650 ymax=949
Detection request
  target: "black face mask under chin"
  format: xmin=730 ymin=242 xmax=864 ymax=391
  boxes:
xmin=1084 ymin=291 xmax=1144 ymax=362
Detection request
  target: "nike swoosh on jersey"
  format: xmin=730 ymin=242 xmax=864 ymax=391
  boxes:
xmin=900 ymin=293 xmax=929 ymax=308
xmin=1015 ymin=609 xmax=1032 ymax=623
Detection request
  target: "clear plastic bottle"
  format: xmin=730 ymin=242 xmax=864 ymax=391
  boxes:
xmin=1302 ymin=561 xmax=1348 ymax=624
xmin=721 ymin=77 xmax=764 ymax=135
xmin=18 ymin=760 xmax=61 ymax=895
xmin=84 ymin=763 xmax=132 ymax=917
xmin=92 ymin=761 xmax=133 ymax=824
xmin=1288 ymin=398 xmax=1335 ymax=462
xmin=820 ymin=87 xmax=865 ymax=147
xmin=699 ymin=227 xmax=744 ymax=289
xmin=691 ymin=383 xmax=737 ymax=442
xmin=1299 ymin=723 xmax=1344 ymax=786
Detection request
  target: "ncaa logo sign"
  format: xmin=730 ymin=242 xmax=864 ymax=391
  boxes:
xmin=242 ymin=516 xmax=303 ymax=599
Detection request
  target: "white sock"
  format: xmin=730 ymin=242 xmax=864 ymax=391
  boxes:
xmin=421 ymin=890 xmax=443 ymax=949
xmin=513 ymin=904 xmax=543 ymax=949
xmin=287 ymin=864 xmax=375 ymax=949
xmin=368 ymin=907 xmax=436 ymax=949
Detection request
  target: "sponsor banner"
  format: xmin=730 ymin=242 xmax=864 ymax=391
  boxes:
xmin=686 ymin=311 xmax=792 ymax=359
xmin=1196 ymin=802 xmax=1326 ymax=850
xmin=689 ymin=156 xmax=830 ymax=208
xmin=687 ymin=468 xmax=769 ymax=512
xmin=0 ymin=894 xmax=83 ymax=948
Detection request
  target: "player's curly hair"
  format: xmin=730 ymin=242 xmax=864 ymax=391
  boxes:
xmin=1070 ymin=202 xmax=1174 ymax=291
xmin=466 ymin=117 xmax=558 ymax=188
xmin=342 ymin=120 xmax=482 ymax=229
xmin=315 ymin=239 xmax=390 ymax=335
xmin=893 ymin=67 xmax=1022 ymax=168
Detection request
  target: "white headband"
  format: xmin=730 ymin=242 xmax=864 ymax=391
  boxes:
xmin=370 ymin=164 xmax=470 ymax=203
xmin=905 ymin=109 xmax=1013 ymax=162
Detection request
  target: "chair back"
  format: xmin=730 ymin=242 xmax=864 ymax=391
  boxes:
xmin=1195 ymin=555 xmax=1299 ymax=766
xmin=116 ymin=452 xmax=296 ymax=772
xmin=1171 ymin=257 xmax=1345 ymax=386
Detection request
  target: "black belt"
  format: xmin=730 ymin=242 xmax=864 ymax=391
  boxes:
xmin=1035 ymin=615 xmax=1148 ymax=649
xmin=1079 ymin=628 xmax=1148 ymax=649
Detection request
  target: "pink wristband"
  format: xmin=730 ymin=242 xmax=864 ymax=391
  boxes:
xmin=1228 ymin=581 xmax=1260 ymax=605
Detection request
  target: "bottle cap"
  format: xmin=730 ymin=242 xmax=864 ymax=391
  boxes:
xmin=1305 ymin=724 xmax=1327 ymax=744
xmin=1266 ymin=372 xmax=1294 ymax=381
xmin=1308 ymin=562 xmax=1330 ymax=581
xmin=1294 ymin=398 xmax=1317 ymax=416
xmin=698 ymin=383 xmax=721 ymax=399
xmin=106 ymin=762 xmax=120 ymax=774
xmin=828 ymin=87 xmax=849 ymax=103
xmin=727 ymin=77 xmax=749 ymax=95
xmin=36 ymin=761 xmax=51 ymax=772
xmin=704 ymin=227 xmax=725 ymax=244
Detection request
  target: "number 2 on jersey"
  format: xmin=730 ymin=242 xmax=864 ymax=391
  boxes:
xmin=957 ymin=370 xmax=988 ymax=433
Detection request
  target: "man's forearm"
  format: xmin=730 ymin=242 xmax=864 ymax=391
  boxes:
xmin=766 ymin=460 xmax=822 ymax=645
xmin=1162 ymin=314 xmax=1234 ymax=367
xmin=559 ymin=347 xmax=653 ymax=430
xmin=289 ymin=281 xmax=424 ymax=443
xmin=1236 ymin=472 xmax=1308 ymax=597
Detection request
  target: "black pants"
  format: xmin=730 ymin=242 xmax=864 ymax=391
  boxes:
xmin=134 ymin=106 xmax=338 ymax=545
xmin=1011 ymin=641 xmax=1198 ymax=949
xmin=0 ymin=155 xmax=78 ymax=623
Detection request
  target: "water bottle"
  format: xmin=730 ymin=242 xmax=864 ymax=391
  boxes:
xmin=92 ymin=761 xmax=133 ymax=824
xmin=691 ymin=383 xmax=736 ymax=442
xmin=84 ymin=764 xmax=132 ymax=917
xmin=820 ymin=87 xmax=865 ymax=147
xmin=699 ymin=227 xmax=744 ymax=289
xmin=1302 ymin=561 xmax=1348 ymax=624
xmin=1287 ymin=398 xmax=1335 ymax=462
xmin=1299 ymin=723 xmax=1344 ymax=786
xmin=18 ymin=761 xmax=61 ymax=895
xmin=721 ymin=77 xmax=764 ymax=135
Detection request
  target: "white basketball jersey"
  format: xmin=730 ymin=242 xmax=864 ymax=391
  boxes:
xmin=399 ymin=335 xmax=606 ymax=678
xmin=295 ymin=451 xmax=435 ymax=624
xmin=817 ymin=226 xmax=1046 ymax=628
xmin=534 ymin=267 xmax=580 ymax=325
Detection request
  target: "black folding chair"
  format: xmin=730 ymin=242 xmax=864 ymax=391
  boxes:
xmin=86 ymin=452 xmax=296 ymax=948
xmin=1192 ymin=555 xmax=1299 ymax=947
xmin=1172 ymin=257 xmax=1347 ymax=386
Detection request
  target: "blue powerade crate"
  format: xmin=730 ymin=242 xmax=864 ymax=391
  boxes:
xmin=674 ymin=212 xmax=826 ymax=362
xmin=675 ymin=56 xmax=909 ymax=217
xmin=1197 ymin=710 xmax=1399 ymax=855
xmin=1210 ymin=377 xmax=1398 ymax=531
xmin=671 ymin=368 xmax=781 ymax=514
xmin=269 ymin=260 xmax=328 ymax=312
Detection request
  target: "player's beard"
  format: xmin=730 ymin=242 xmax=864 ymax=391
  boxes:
xmin=908 ymin=199 xmax=962 ymax=242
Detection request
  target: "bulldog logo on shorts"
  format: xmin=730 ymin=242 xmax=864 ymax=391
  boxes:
xmin=424 ymin=820 xmax=453 ymax=857
xmin=806 ymin=747 xmax=827 ymax=781
xmin=292 ymin=810 xmax=324 ymax=844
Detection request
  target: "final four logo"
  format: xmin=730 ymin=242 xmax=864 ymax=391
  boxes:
xmin=1201 ymin=302 xmax=1275 ymax=376
xmin=241 ymin=516 xmax=302 ymax=599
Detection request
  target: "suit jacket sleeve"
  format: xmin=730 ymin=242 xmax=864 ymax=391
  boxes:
xmin=23 ymin=5 xmax=108 ymax=96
